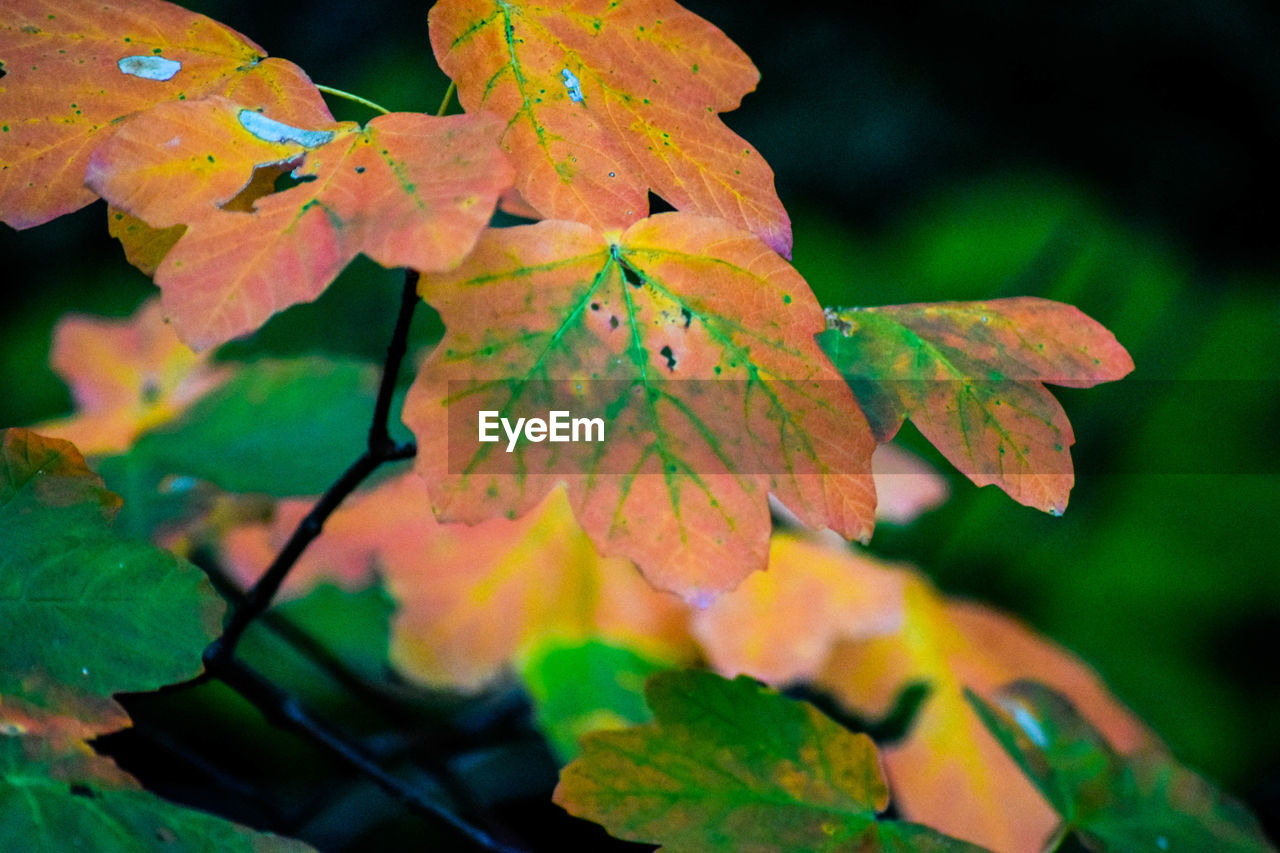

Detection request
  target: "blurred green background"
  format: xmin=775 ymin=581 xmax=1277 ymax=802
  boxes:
xmin=2 ymin=0 xmax=1277 ymax=843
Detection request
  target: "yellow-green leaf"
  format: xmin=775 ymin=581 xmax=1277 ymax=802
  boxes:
xmin=554 ymin=670 xmax=987 ymax=852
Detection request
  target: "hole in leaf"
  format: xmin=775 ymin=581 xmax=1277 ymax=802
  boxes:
xmin=622 ymin=264 xmax=643 ymax=288
xmin=680 ymin=307 xmax=692 ymax=328
xmin=609 ymin=315 xmax=619 ymax=329
xmin=647 ymin=190 xmax=675 ymax=214
xmin=273 ymin=169 xmax=316 ymax=193
xmin=219 ymin=159 xmax=306 ymax=212
xmin=69 ymin=783 xmax=95 ymax=798
xmin=659 ymin=344 xmax=677 ymax=371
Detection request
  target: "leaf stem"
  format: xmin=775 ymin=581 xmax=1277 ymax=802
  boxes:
xmin=316 ymin=83 xmax=391 ymax=116
xmin=436 ymin=81 xmax=457 ymax=117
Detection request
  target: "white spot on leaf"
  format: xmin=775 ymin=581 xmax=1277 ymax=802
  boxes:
xmin=237 ymin=109 xmax=334 ymax=148
xmin=560 ymin=68 xmax=584 ymax=102
xmin=117 ymin=55 xmax=182 ymax=82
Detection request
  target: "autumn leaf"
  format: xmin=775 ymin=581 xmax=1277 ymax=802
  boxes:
xmin=86 ymin=98 xmax=514 ymax=349
xmin=692 ymin=533 xmax=905 ymax=685
xmin=223 ymin=474 xmax=694 ymax=691
xmin=405 ymin=213 xmax=876 ymax=602
xmin=819 ymin=298 xmax=1133 ymax=514
xmin=554 ymin=670 xmax=987 ymax=852
xmin=429 ymin=0 xmax=791 ymax=255
xmin=0 ymin=0 xmax=331 ymax=229
xmin=0 ymin=734 xmax=316 ymax=851
xmin=968 ymin=682 xmax=1275 ymax=853
xmin=0 ymin=429 xmax=224 ymax=741
xmin=33 ymin=298 xmax=229 ymax=456
xmin=817 ymin=573 xmax=1150 ymax=852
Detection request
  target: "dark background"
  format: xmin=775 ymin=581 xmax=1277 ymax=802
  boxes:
xmin=3 ymin=0 xmax=1278 ymax=846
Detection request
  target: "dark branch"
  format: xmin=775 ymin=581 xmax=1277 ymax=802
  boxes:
xmin=206 ymin=655 xmax=518 ymax=852
xmin=206 ymin=269 xmax=421 ymax=665
xmin=186 ymin=271 xmax=526 ymax=849
xmin=369 ymin=269 xmax=420 ymax=454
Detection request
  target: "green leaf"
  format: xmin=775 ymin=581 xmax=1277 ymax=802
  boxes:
xmin=521 ymin=640 xmax=668 ymax=763
xmin=554 ymin=670 xmax=987 ymax=852
xmin=966 ymin=681 xmax=1275 ymax=852
xmin=0 ymin=430 xmax=223 ymax=738
xmin=0 ymin=734 xmax=315 ymax=852
xmin=93 ymin=453 xmax=218 ymax=543
xmin=125 ymin=357 xmax=385 ymax=496
xmin=819 ymin=298 xmax=1132 ymax=515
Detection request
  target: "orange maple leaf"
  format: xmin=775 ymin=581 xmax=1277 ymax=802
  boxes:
xmin=224 ymin=474 xmax=695 ymax=691
xmin=429 ymin=0 xmax=791 ymax=255
xmin=85 ymin=98 xmax=514 ymax=349
xmin=818 ymin=574 xmax=1151 ymax=852
xmin=0 ymin=0 xmax=330 ymax=228
xmin=404 ymin=213 xmax=877 ymax=602
xmin=33 ymin=299 xmax=230 ymax=456
xmin=692 ymin=533 xmax=906 ymax=685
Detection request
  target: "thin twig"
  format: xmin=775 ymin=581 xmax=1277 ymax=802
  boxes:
xmin=206 ymin=269 xmax=419 ymax=665
xmin=316 ymin=84 xmax=391 ymax=115
xmin=207 ymin=656 xmax=517 ymax=852
xmin=370 ymin=270 xmax=420 ymax=454
xmin=187 ymin=271 xmax=524 ymax=848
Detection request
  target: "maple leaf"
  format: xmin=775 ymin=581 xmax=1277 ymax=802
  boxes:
xmin=86 ymin=97 xmax=514 ymax=349
xmin=819 ymin=298 xmax=1133 ymax=514
xmin=554 ymin=670 xmax=987 ymax=851
xmin=817 ymin=573 xmax=1150 ymax=852
xmin=33 ymin=298 xmax=230 ymax=456
xmin=404 ymin=213 xmax=876 ymax=601
xmin=968 ymin=682 xmax=1276 ymax=853
xmin=0 ymin=0 xmax=331 ymax=229
xmin=0 ymin=429 xmax=223 ymax=742
xmin=429 ymin=0 xmax=792 ymax=255
xmin=692 ymin=533 xmax=906 ymax=685
xmin=223 ymin=474 xmax=695 ymax=691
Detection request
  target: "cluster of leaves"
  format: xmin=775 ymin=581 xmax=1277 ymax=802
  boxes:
xmin=1 ymin=0 xmax=1270 ymax=851
xmin=0 ymin=0 xmax=1135 ymax=599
